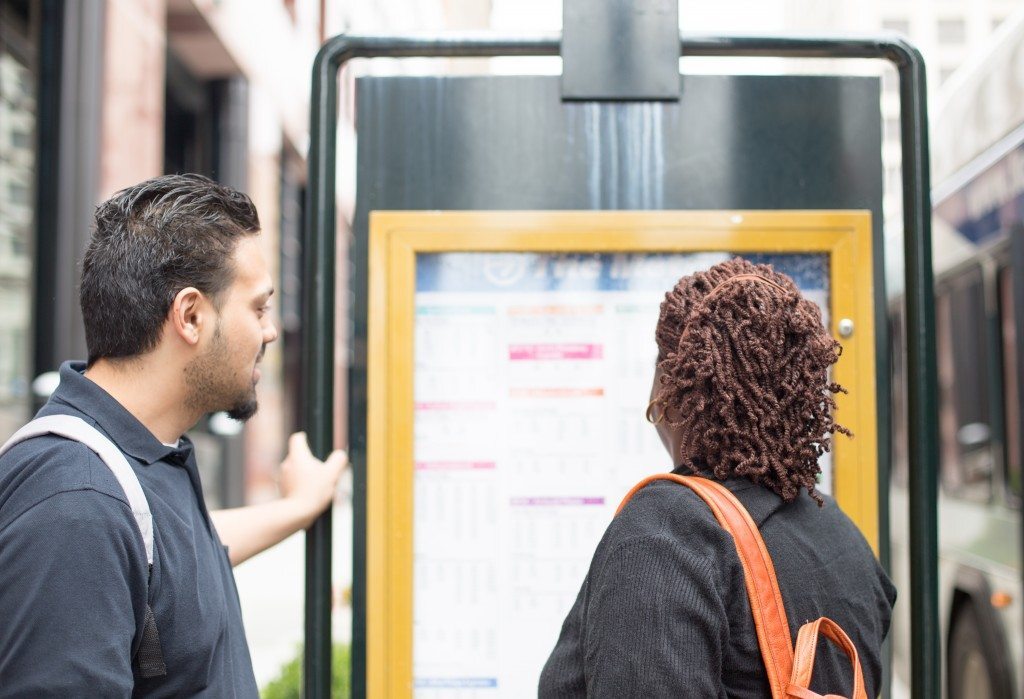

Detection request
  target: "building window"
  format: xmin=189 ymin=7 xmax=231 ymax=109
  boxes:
xmin=0 ymin=0 xmax=38 ymax=441
xmin=881 ymin=69 xmax=898 ymax=95
xmin=937 ymin=18 xmax=966 ymax=44
xmin=279 ymin=149 xmax=306 ymax=435
xmin=936 ymin=266 xmax=995 ymax=501
xmin=884 ymin=116 xmax=900 ymax=140
xmin=882 ymin=18 xmax=910 ymax=35
xmin=885 ymin=165 xmax=902 ymax=197
xmin=999 ymin=266 xmax=1021 ymax=503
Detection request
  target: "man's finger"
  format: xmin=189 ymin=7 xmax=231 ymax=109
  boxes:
xmin=288 ymin=432 xmax=312 ymax=457
xmin=325 ymin=450 xmax=348 ymax=473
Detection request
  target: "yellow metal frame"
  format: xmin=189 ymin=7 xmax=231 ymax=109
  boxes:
xmin=367 ymin=210 xmax=877 ymax=697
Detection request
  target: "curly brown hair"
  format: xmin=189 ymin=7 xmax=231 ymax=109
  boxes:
xmin=653 ymin=257 xmax=850 ymax=504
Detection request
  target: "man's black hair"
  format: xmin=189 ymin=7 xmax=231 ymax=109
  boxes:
xmin=81 ymin=173 xmax=261 ymax=366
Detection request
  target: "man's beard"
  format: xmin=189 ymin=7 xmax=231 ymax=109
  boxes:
xmin=184 ymin=325 xmax=261 ymax=422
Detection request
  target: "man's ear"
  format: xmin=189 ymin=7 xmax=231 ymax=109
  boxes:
xmin=170 ymin=287 xmax=209 ymax=347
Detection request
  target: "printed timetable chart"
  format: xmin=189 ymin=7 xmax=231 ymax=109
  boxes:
xmin=411 ymin=251 xmax=831 ymax=698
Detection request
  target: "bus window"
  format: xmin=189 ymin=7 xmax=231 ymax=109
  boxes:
xmin=937 ymin=267 xmax=994 ymax=501
xmin=999 ymin=266 xmax=1021 ymax=504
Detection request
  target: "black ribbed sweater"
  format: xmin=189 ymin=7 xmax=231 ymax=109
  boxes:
xmin=538 ymin=474 xmax=896 ymax=698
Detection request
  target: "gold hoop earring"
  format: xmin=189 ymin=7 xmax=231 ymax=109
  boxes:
xmin=645 ymin=399 xmax=664 ymax=424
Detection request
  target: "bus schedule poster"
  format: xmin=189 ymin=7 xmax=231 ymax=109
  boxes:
xmin=365 ymin=211 xmax=877 ymax=698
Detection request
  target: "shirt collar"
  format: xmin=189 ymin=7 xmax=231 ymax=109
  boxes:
xmin=49 ymin=360 xmax=187 ymax=466
xmin=670 ymin=464 xmax=786 ymax=527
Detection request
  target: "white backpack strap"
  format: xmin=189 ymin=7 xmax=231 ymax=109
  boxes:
xmin=0 ymin=415 xmax=155 ymax=566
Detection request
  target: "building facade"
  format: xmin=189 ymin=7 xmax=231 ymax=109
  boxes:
xmin=0 ymin=0 xmax=495 ymax=506
xmin=1 ymin=0 xmax=494 ymax=684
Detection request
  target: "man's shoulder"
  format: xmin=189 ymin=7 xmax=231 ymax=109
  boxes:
xmin=0 ymin=413 xmax=131 ymax=534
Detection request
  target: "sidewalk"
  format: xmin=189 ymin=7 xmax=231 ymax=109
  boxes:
xmin=234 ymin=502 xmax=353 ymax=688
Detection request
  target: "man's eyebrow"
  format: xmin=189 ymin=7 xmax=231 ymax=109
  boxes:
xmin=256 ymin=287 xmax=275 ymax=301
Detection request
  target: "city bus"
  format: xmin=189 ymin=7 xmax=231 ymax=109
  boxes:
xmin=890 ymin=11 xmax=1024 ymax=697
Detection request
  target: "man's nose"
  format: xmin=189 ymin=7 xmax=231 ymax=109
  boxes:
xmin=265 ymin=322 xmax=279 ymax=344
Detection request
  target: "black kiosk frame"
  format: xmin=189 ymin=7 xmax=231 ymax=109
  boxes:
xmin=301 ymin=18 xmax=938 ymax=699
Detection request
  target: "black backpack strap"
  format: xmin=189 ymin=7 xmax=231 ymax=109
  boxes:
xmin=134 ymin=560 xmax=168 ymax=678
xmin=136 ymin=602 xmax=167 ymax=678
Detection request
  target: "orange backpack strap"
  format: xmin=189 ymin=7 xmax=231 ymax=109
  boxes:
xmin=616 ymin=474 xmax=795 ymax=699
xmin=787 ymin=617 xmax=868 ymax=699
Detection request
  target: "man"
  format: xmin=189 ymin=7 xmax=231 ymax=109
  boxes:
xmin=0 ymin=174 xmax=346 ymax=696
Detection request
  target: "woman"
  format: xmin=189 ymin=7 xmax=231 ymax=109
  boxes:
xmin=539 ymin=258 xmax=895 ymax=697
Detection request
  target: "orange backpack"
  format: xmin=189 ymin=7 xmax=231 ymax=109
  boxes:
xmin=617 ymin=474 xmax=868 ymax=699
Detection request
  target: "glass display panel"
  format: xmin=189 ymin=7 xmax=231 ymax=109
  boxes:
xmin=410 ymin=251 xmax=830 ymax=696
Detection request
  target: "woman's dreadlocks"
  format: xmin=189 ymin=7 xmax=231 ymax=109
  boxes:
xmin=654 ymin=257 xmax=850 ymax=504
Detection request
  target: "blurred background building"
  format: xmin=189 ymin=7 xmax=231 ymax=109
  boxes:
xmin=2 ymin=0 xmax=1023 ymax=689
xmin=4 ymin=0 xmax=1016 ymax=509
xmin=2 ymin=0 xmax=322 ymax=505
xmin=0 ymin=0 xmax=495 ymax=685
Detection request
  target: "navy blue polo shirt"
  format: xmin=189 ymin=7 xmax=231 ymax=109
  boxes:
xmin=0 ymin=361 xmax=258 ymax=697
